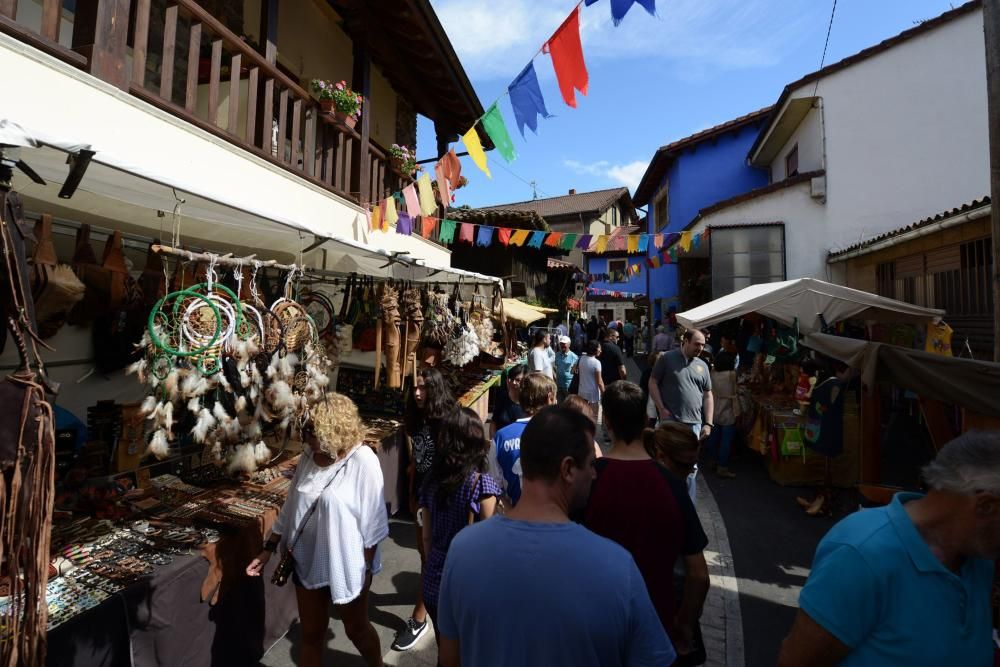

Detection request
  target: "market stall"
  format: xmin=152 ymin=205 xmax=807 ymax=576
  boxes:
xmin=675 ymin=278 xmax=946 ymax=488
xmin=0 ymin=122 xmax=511 ymax=664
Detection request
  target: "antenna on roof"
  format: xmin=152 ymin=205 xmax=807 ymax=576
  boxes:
xmin=530 ymin=180 xmax=539 ymax=200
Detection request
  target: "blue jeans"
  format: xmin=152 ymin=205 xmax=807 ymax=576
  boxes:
xmin=706 ymin=424 xmax=736 ymax=467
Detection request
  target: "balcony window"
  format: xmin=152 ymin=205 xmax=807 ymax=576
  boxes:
xmin=710 ymin=225 xmax=785 ymax=298
xmin=785 ymin=144 xmax=799 ymax=178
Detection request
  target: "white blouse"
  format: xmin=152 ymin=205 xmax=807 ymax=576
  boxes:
xmin=272 ymin=445 xmax=389 ymax=604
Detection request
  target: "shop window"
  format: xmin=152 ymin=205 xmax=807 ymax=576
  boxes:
xmin=958 ymin=237 xmax=993 ymax=316
xmin=654 ymin=190 xmax=668 ymax=232
xmin=785 ymin=144 xmax=799 ymax=178
xmin=710 ymin=225 xmax=785 ymax=298
xmin=608 ymin=260 xmax=627 ymax=274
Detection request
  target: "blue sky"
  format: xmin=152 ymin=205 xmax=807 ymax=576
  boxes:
xmin=416 ymin=0 xmax=967 ymax=210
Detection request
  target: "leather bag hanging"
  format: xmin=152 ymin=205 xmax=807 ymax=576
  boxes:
xmin=29 ymin=215 xmax=85 ymax=339
xmin=91 ymin=232 xmax=145 ymax=374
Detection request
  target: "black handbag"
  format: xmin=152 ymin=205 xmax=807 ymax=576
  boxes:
xmin=272 ymin=448 xmax=359 ymax=586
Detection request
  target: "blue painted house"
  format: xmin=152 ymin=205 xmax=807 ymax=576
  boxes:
xmin=633 ymin=108 xmax=772 ymax=321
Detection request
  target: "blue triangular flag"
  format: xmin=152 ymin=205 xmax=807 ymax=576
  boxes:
xmin=476 ymin=226 xmax=495 ymax=247
xmin=508 ymin=62 xmax=552 ymax=137
xmin=610 ymin=0 xmax=656 ymax=25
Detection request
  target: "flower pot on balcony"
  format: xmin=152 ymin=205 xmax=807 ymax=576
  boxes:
xmin=319 ymin=100 xmax=336 ymax=115
xmin=335 ymin=111 xmax=357 ymax=130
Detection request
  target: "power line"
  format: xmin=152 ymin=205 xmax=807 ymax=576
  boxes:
xmin=485 ymin=153 xmax=554 ymax=200
xmin=813 ymin=0 xmax=839 ymax=96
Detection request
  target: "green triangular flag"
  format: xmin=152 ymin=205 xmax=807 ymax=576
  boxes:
xmin=439 ymin=219 xmax=457 ymax=244
xmin=481 ymin=103 xmax=517 ymax=163
xmin=560 ymin=233 xmax=578 ymax=250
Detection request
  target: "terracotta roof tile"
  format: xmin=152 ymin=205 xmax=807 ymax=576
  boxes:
xmin=477 ymin=187 xmax=633 ymax=220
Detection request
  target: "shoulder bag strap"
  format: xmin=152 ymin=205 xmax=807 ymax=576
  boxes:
xmin=286 ymin=448 xmax=360 ymax=553
xmin=467 ymin=472 xmax=482 ymax=526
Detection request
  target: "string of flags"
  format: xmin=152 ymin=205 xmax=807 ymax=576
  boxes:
xmin=587 ymin=287 xmax=646 ymax=299
xmin=365 ymin=0 xmax=658 ymax=221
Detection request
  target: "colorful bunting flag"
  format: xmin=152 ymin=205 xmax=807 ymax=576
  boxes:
xmin=459 ymin=222 xmax=475 ymax=244
xmin=595 ymin=236 xmax=609 ymax=253
xmin=627 ymin=235 xmax=639 ymax=253
xmin=679 ymin=231 xmax=692 ymax=252
xmin=439 ymin=219 xmax=457 ymax=244
xmin=370 ymin=204 xmax=381 ymax=233
xmin=384 ymin=196 xmax=399 ymax=227
xmin=482 ymin=102 xmax=517 ymax=163
xmin=692 ymin=232 xmax=702 ymax=249
xmin=477 ymin=226 xmax=494 ymax=247
xmin=653 ymin=233 xmax=664 ymax=249
xmin=545 ymin=8 xmax=588 ymax=108
xmin=544 ymin=232 xmax=563 ymax=247
xmin=703 ymin=227 xmax=712 ymax=240
xmin=364 ymin=207 xmax=373 ymax=233
xmin=508 ymin=62 xmax=551 ymax=136
xmin=462 ymin=127 xmax=491 ymax=178
xmin=576 ymin=234 xmax=593 ymax=249
xmin=560 ymin=233 xmax=578 ymax=250
xmin=434 ymin=163 xmax=451 ymax=210
xmin=527 ymin=231 xmax=546 ymax=248
xmin=669 ymin=246 xmax=678 ymax=262
xmin=651 ymin=254 xmax=662 ymax=268
xmin=396 ymin=212 xmax=413 ymax=236
xmin=498 ymin=228 xmax=513 ymax=246
xmin=418 ymin=173 xmax=437 ymax=216
xmin=440 ymin=148 xmax=462 ymax=193
xmin=638 ymin=235 xmax=649 ymax=253
xmin=598 ymin=0 xmax=656 ymax=26
xmin=511 ymin=229 xmax=531 ymax=246
xmin=402 ymin=184 xmax=420 ymax=217
xmin=421 ymin=216 xmax=437 ymax=239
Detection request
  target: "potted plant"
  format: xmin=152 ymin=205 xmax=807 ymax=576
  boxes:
xmin=388 ymin=144 xmax=418 ymax=176
xmin=309 ymin=79 xmax=363 ymax=129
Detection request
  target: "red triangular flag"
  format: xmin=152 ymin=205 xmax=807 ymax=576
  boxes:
xmin=544 ymin=232 xmax=563 ymax=247
xmin=545 ymin=8 xmax=588 ymax=108
xmin=498 ymin=228 xmax=513 ymax=246
xmin=421 ymin=216 xmax=437 ymax=239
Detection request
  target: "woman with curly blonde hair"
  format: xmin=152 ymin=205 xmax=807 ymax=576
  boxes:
xmin=247 ymin=393 xmax=389 ymax=667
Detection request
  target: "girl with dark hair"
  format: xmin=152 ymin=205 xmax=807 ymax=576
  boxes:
xmin=393 ymin=367 xmax=455 ymax=652
xmin=418 ymin=408 xmax=500 ymax=648
xmin=491 ymin=364 xmax=528 ymax=436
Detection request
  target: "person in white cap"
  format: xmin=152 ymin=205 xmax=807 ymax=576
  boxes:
xmin=554 ymin=335 xmax=579 ymax=401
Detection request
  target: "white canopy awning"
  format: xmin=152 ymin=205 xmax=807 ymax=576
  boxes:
xmin=676 ymin=277 xmax=944 ymax=334
xmin=0 ymin=120 xmax=500 ymax=286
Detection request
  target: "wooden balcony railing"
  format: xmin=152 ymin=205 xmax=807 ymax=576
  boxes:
xmin=0 ymin=0 xmax=87 ymax=68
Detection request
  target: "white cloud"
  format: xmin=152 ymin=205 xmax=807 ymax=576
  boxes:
xmin=431 ymin=0 xmax=820 ymax=81
xmin=564 ymin=159 xmax=648 ymax=192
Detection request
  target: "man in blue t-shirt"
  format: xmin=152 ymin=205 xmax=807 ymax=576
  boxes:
xmin=439 ymin=406 xmax=675 ymax=667
xmin=489 ymin=373 xmax=557 ymax=506
xmin=779 ymin=431 xmax=1000 ymax=666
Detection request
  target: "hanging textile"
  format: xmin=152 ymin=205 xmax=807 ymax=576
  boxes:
xmin=679 ymin=231 xmax=692 ymax=252
xmin=384 ymin=196 xmax=399 ymax=227
xmin=441 ymin=148 xmax=462 ymax=189
xmin=627 ymin=235 xmax=639 ymax=253
xmin=638 ymin=235 xmax=650 ymax=253
xmin=560 ymin=233 xmax=578 ymax=250
xmin=417 ymin=173 xmax=437 ymax=216
xmin=653 ymin=233 xmax=664 ymax=249
xmin=669 ymin=246 xmax=678 ymax=261
xmin=576 ymin=234 xmax=593 ymax=249
xmin=421 ymin=216 xmax=438 ymax=239
xmin=459 ymin=222 xmax=476 ymax=244
xmin=462 ymin=127 xmax=492 ymax=178
xmin=527 ymin=231 xmax=546 ymax=248
xmin=544 ymin=8 xmax=588 ymax=108
xmin=396 ymin=212 xmax=413 ymax=236
xmin=439 ymin=219 xmax=457 ymax=244
xmin=544 ymin=232 xmax=563 ymax=248
xmin=365 ymin=207 xmax=373 ymax=233
xmin=702 ymin=228 xmax=712 ymax=240
xmin=692 ymin=232 xmax=702 ymax=249
xmin=434 ymin=163 xmax=452 ymax=210
xmin=482 ymin=102 xmax=517 ymax=162
xmin=403 ymin=184 xmax=420 ymax=217
xmin=508 ymin=62 xmax=552 ymax=136
xmin=650 ymin=255 xmax=662 ymax=268
xmin=476 ymin=226 xmax=495 ymax=247
xmin=498 ymin=228 xmax=513 ymax=246
xmin=510 ymin=229 xmax=531 ymax=246
xmin=595 ymin=236 xmax=609 ymax=253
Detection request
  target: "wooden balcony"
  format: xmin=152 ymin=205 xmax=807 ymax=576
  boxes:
xmin=0 ymin=0 xmax=414 ymax=211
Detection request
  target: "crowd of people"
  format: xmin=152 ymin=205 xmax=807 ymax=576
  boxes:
xmin=245 ymin=317 xmax=1000 ymax=666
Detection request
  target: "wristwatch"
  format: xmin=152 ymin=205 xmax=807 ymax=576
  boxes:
xmin=704 ymin=423 xmax=714 ymax=429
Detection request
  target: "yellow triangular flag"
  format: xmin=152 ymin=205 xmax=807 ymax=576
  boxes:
xmin=384 ymin=197 xmax=399 ymax=226
xmin=679 ymin=231 xmax=692 ymax=252
xmin=371 ymin=204 xmax=382 ymax=233
xmin=462 ymin=127 xmax=491 ymax=178
xmin=510 ymin=229 xmax=530 ymax=246
xmin=595 ymin=235 xmax=608 ymax=253
xmin=417 ymin=173 xmax=437 ymax=216
xmin=627 ymin=235 xmax=639 ymax=253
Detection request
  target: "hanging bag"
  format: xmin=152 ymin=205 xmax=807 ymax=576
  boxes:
xmin=30 ymin=214 xmax=85 ymax=338
xmin=92 ymin=232 xmax=146 ymax=373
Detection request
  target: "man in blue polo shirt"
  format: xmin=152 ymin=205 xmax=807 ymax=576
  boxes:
xmin=779 ymin=431 xmax=1000 ymax=666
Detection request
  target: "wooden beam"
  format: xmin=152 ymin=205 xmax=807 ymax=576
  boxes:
xmin=277 ymin=88 xmax=289 ymax=163
xmin=246 ymin=66 xmax=259 ymax=145
xmin=304 ymin=106 xmax=317 ymax=178
xmin=183 ymin=22 xmax=201 ymax=112
xmin=131 ymin=0 xmax=151 ymax=87
xmin=72 ymin=0 xmax=131 ymax=90
xmin=258 ymin=0 xmax=279 ymax=64
xmin=207 ymin=38 xmax=222 ymax=126
xmin=291 ymin=98 xmax=302 ymax=169
xmin=0 ymin=0 xmax=16 ymax=19
xmin=351 ymin=41 xmax=372 ymax=203
xmin=159 ymin=4 xmax=178 ymax=100
xmin=227 ymin=53 xmax=241 ymax=134
xmin=40 ymin=0 xmax=60 ymax=42
xmin=262 ymin=78 xmax=275 ymax=156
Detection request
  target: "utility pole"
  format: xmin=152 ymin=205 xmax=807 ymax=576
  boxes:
xmin=986 ymin=0 xmax=1000 ymax=361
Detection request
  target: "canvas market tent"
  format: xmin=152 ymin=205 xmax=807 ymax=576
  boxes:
xmin=804 ymin=333 xmax=1000 ymax=419
xmin=502 ymin=298 xmax=557 ymax=326
xmin=676 ymin=278 xmax=944 ymax=334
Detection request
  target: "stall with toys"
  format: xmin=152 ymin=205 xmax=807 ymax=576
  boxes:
xmin=676 ymin=278 xmax=947 ymax=493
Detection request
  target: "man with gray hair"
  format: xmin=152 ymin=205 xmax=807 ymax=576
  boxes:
xmin=778 ymin=431 xmax=1000 ymax=666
